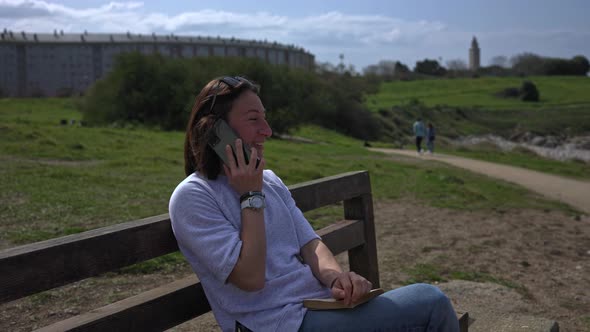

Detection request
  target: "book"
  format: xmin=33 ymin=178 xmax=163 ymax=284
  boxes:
xmin=303 ymin=288 xmax=385 ymax=310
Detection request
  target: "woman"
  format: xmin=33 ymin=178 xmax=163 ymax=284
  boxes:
xmin=169 ymin=76 xmax=459 ymax=332
xmin=427 ymin=122 xmax=436 ymax=154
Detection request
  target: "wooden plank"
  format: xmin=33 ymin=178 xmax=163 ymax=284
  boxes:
xmin=35 ymin=275 xmax=208 ymax=332
xmin=458 ymin=311 xmax=470 ymax=332
xmin=344 ymin=191 xmax=380 ymax=288
xmin=0 ymin=214 xmax=177 ymax=304
xmin=33 ymin=220 xmax=366 ymax=331
xmin=289 ymin=170 xmax=371 ymax=212
xmin=316 ymin=219 xmax=365 ymax=255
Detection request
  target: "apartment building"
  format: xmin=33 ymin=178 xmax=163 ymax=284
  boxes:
xmin=0 ymin=30 xmax=315 ymax=97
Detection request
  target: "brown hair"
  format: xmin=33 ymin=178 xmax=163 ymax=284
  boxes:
xmin=184 ymin=76 xmax=260 ymax=179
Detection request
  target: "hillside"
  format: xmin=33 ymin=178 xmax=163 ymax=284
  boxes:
xmin=366 ymin=76 xmax=590 ymax=111
xmin=364 ymin=76 xmax=590 ymax=145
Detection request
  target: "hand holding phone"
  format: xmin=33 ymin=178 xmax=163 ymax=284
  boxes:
xmin=209 ymin=119 xmax=260 ymax=168
xmin=209 ymin=119 xmax=264 ymax=194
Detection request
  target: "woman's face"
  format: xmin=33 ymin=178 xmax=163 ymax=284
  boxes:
xmin=227 ymin=90 xmax=272 ymax=157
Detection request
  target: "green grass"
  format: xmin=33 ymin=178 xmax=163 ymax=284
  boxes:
xmin=363 ymin=76 xmax=590 ymax=179
xmin=0 ymin=98 xmax=579 ymax=249
xmin=366 ymin=76 xmax=590 ymax=111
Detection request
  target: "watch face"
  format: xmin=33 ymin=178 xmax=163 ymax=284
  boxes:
xmin=251 ymin=196 xmax=264 ymax=209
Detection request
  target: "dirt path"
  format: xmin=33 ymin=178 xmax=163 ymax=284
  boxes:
xmin=370 ymin=148 xmax=590 ymax=215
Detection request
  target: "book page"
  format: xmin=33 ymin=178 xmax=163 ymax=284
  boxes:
xmin=303 ymin=288 xmax=384 ymax=310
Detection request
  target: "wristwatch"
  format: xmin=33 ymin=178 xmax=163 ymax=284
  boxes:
xmin=240 ymin=192 xmax=266 ymax=210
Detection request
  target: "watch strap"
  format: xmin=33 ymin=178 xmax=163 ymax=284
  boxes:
xmin=240 ymin=191 xmax=265 ymax=203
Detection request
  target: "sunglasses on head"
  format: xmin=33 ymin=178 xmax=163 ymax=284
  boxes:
xmin=207 ymin=76 xmax=257 ymax=113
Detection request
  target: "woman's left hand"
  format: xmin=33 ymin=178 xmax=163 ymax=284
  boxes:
xmin=329 ymin=271 xmax=372 ymax=306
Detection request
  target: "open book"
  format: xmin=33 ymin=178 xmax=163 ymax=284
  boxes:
xmin=303 ymin=288 xmax=384 ymax=310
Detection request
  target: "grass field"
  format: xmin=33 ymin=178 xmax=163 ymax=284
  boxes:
xmin=0 ymin=97 xmax=577 ymax=249
xmin=366 ymin=76 xmax=590 ymax=175
xmin=366 ymin=76 xmax=590 ymax=111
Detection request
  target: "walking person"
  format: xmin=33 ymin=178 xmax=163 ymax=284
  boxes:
xmin=169 ymin=76 xmax=460 ymax=332
xmin=413 ymin=118 xmax=426 ymax=154
xmin=427 ymin=122 xmax=436 ymax=154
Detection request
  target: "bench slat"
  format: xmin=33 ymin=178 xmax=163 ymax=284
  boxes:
xmin=316 ymin=219 xmax=365 ymax=255
xmin=34 ymin=219 xmax=366 ymax=331
xmin=35 ymin=275 xmax=206 ymax=332
xmin=0 ymin=214 xmax=177 ymax=304
xmin=290 ymin=171 xmax=371 ymax=212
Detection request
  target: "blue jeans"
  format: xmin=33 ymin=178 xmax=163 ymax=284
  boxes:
xmin=299 ymin=283 xmax=459 ymax=332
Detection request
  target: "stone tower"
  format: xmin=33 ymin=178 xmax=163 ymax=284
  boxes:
xmin=469 ymin=36 xmax=480 ymax=71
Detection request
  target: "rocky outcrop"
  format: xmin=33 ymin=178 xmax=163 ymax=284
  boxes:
xmin=454 ymin=134 xmax=590 ymax=162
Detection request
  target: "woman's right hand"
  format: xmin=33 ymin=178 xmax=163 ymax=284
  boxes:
xmin=223 ymin=138 xmax=265 ymax=195
xmin=330 ymin=271 xmax=372 ymax=306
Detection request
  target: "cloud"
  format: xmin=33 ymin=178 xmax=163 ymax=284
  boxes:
xmin=0 ymin=0 xmax=55 ymax=18
xmin=0 ymin=1 xmax=445 ymax=45
xmin=0 ymin=0 xmax=142 ymax=18
xmin=140 ymin=10 xmax=288 ymax=36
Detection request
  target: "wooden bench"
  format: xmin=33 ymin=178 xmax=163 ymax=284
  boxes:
xmin=0 ymin=170 xmax=468 ymax=331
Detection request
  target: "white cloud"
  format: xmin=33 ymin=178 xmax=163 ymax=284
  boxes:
xmin=141 ymin=10 xmax=289 ymax=35
xmin=0 ymin=0 xmax=142 ymax=18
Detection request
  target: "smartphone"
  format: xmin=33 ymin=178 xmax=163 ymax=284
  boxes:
xmin=209 ymin=119 xmax=252 ymax=167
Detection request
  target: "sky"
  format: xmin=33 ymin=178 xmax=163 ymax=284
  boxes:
xmin=1 ymin=0 xmax=589 ymax=71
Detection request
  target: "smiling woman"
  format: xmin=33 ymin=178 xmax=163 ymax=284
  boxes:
xmin=168 ymin=76 xmax=460 ymax=332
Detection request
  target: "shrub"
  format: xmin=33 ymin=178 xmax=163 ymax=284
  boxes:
xmin=520 ymin=81 xmax=539 ymax=102
xmin=79 ymin=52 xmax=383 ymax=139
xmin=494 ymin=81 xmax=539 ymax=102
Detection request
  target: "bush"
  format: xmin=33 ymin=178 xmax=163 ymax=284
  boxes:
xmin=494 ymin=81 xmax=539 ymax=102
xmin=414 ymin=59 xmax=447 ymax=76
xmin=79 ymin=52 xmax=383 ymax=139
xmin=520 ymin=81 xmax=539 ymax=102
xmin=80 ymin=52 xmax=194 ymax=130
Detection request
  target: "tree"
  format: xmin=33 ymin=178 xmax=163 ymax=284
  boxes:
xmin=79 ymin=53 xmax=384 ymax=139
xmin=510 ymin=53 xmax=545 ymax=75
xmin=363 ymin=60 xmax=395 ymax=77
xmin=490 ymin=55 xmax=509 ymax=68
xmin=445 ymin=59 xmax=467 ymax=71
xmin=394 ymin=61 xmax=411 ymax=74
xmin=414 ymin=58 xmax=447 ymax=76
xmin=337 ymin=54 xmax=345 ymax=74
xmin=315 ymin=61 xmax=338 ymax=74
xmin=572 ymin=55 xmax=590 ymax=75
xmin=362 ymin=60 xmax=411 ymax=80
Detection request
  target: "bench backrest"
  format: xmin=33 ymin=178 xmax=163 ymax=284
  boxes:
xmin=0 ymin=170 xmax=378 ymax=331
